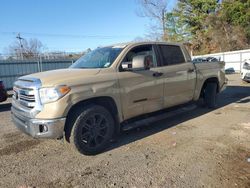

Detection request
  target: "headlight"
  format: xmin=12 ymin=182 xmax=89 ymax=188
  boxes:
xmin=39 ymin=85 xmax=71 ymax=104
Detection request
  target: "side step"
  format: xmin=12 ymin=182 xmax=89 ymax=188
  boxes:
xmin=122 ymin=104 xmax=197 ymax=131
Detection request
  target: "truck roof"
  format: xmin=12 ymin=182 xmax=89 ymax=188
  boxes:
xmin=105 ymin=41 xmax=184 ymax=48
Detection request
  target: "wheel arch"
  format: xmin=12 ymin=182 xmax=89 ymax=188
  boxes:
xmin=64 ymin=96 xmax=121 ymax=137
xmin=199 ymin=77 xmax=219 ymax=99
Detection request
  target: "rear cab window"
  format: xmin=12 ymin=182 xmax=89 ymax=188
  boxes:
xmin=157 ymin=45 xmax=186 ymax=66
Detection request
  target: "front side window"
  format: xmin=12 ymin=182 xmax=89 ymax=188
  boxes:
xmin=158 ymin=45 xmax=185 ymax=66
xmin=71 ymin=47 xmax=123 ymax=69
xmin=121 ymin=45 xmax=157 ymax=70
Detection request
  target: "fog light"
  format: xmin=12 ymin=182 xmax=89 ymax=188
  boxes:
xmin=39 ymin=124 xmax=48 ymax=133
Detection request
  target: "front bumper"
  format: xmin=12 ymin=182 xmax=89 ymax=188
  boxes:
xmin=241 ymin=71 xmax=250 ymax=81
xmin=243 ymin=76 xmax=250 ymax=82
xmin=11 ymin=107 xmax=65 ymax=139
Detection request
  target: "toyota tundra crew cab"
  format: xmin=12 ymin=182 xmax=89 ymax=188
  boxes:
xmin=11 ymin=42 xmax=227 ymax=155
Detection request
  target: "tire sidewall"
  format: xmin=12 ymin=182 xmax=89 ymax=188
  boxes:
xmin=204 ymin=83 xmax=217 ymax=108
xmin=70 ymin=105 xmax=114 ymax=155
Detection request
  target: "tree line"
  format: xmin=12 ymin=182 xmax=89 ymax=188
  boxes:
xmin=4 ymin=34 xmax=84 ymax=61
xmin=138 ymin=0 xmax=250 ymax=55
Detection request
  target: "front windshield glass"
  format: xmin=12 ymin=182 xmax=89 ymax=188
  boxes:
xmin=70 ymin=47 xmax=123 ymax=68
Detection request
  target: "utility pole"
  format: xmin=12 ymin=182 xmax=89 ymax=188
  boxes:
xmin=16 ymin=33 xmax=24 ymax=60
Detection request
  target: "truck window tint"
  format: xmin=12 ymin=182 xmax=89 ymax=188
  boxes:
xmin=158 ymin=45 xmax=185 ymax=66
xmin=122 ymin=45 xmax=157 ymax=68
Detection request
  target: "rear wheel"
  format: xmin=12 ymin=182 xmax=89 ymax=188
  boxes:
xmin=65 ymin=105 xmax=114 ymax=155
xmin=204 ymin=83 xmax=217 ymax=108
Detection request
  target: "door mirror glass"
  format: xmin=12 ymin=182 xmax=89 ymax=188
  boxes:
xmin=132 ymin=55 xmax=153 ymax=70
xmin=123 ymin=55 xmax=153 ymax=71
xmin=121 ymin=61 xmax=132 ymax=69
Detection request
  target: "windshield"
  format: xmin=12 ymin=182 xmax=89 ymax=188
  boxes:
xmin=70 ymin=47 xmax=123 ymax=69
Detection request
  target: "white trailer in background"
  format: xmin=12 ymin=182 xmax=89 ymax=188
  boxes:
xmin=192 ymin=49 xmax=250 ymax=73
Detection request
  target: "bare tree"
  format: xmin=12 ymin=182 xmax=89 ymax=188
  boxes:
xmin=137 ymin=0 xmax=168 ymax=40
xmin=8 ymin=37 xmax=44 ymax=60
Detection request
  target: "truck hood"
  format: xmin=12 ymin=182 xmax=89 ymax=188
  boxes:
xmin=21 ymin=68 xmax=101 ymax=87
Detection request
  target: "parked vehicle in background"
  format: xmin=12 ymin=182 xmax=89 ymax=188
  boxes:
xmin=0 ymin=81 xmax=8 ymax=102
xmin=11 ymin=42 xmax=227 ymax=155
xmin=241 ymin=59 xmax=250 ymax=82
xmin=225 ymin=68 xmax=236 ymax=74
xmin=193 ymin=56 xmax=219 ymax=63
xmin=192 ymin=57 xmax=206 ymax=63
xmin=206 ymin=57 xmax=219 ymax=62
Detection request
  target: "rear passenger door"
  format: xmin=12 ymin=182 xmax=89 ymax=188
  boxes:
xmin=156 ymin=44 xmax=196 ymax=108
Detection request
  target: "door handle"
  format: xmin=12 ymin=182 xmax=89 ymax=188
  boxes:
xmin=153 ymin=72 xmax=163 ymax=77
xmin=187 ymin=68 xmax=195 ymax=73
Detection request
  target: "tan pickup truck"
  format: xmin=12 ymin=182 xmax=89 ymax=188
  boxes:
xmin=11 ymin=42 xmax=227 ymax=155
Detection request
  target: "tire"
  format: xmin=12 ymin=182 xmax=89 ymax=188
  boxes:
xmin=65 ymin=105 xmax=115 ymax=155
xmin=0 ymin=91 xmax=7 ymax=102
xmin=242 ymin=79 xmax=250 ymax=84
xmin=196 ymin=98 xmax=205 ymax=107
xmin=204 ymin=83 xmax=217 ymax=108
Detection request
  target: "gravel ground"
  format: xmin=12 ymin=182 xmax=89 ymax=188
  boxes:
xmin=0 ymin=74 xmax=249 ymax=188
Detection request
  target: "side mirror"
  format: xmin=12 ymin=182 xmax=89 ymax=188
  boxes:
xmin=121 ymin=62 xmax=132 ymax=69
xmin=131 ymin=55 xmax=153 ymax=71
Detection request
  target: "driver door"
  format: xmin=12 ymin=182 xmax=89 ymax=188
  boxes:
xmin=117 ymin=44 xmax=165 ymax=120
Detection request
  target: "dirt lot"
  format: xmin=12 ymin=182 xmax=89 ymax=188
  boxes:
xmin=0 ymin=74 xmax=249 ymax=188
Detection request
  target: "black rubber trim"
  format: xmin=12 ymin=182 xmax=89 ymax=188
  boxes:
xmin=133 ymin=98 xmax=148 ymax=103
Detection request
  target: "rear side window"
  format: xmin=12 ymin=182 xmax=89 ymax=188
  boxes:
xmin=158 ymin=45 xmax=185 ymax=66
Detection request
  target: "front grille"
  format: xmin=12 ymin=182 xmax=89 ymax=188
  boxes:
xmin=12 ymin=77 xmax=42 ymax=119
xmin=13 ymin=86 xmax=36 ymax=109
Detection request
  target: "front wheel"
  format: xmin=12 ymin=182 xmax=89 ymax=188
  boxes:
xmin=204 ymin=83 xmax=217 ymax=108
xmin=242 ymin=79 xmax=250 ymax=84
xmin=65 ymin=105 xmax=115 ymax=155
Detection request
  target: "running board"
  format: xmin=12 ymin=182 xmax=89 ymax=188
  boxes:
xmin=122 ymin=104 xmax=197 ymax=131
